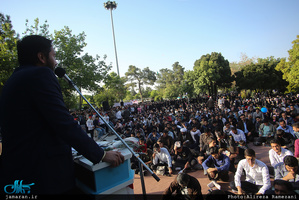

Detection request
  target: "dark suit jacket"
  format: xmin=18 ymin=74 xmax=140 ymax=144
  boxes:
xmin=237 ymin=119 xmax=255 ymax=134
xmin=0 ymin=66 xmax=105 ymax=194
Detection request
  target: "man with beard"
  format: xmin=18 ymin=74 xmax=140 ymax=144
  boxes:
xmin=0 ymin=35 xmax=124 ymax=194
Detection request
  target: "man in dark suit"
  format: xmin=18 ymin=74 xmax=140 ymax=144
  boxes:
xmin=0 ymin=35 xmax=124 ymax=194
xmin=237 ymin=114 xmax=255 ymax=142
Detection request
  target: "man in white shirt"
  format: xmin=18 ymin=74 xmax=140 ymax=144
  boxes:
xmin=86 ymin=115 xmax=95 ymax=139
xmin=229 ymin=127 xmax=246 ymax=144
xmin=274 ymin=155 xmax=299 ymax=191
xmin=269 ymin=139 xmax=293 ymax=168
xmin=115 ymin=108 xmax=122 ymax=120
xmin=230 ymin=148 xmax=271 ymax=195
xmin=152 ymin=143 xmax=173 ymax=176
xmin=218 ymin=96 xmax=225 ymax=111
xmin=268 ymin=139 xmax=293 ymax=176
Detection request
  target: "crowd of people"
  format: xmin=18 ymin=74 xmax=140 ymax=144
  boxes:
xmin=69 ymin=92 xmax=299 ymax=197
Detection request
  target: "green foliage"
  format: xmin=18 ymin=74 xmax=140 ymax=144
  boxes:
xmin=276 ymin=35 xmax=299 ymax=93
xmin=94 ymin=90 xmax=116 ymax=108
xmin=103 ymin=71 xmax=127 ymax=101
xmin=164 ymin=84 xmax=179 ymax=99
xmin=22 ymin=18 xmax=112 ymax=109
xmin=235 ymin=57 xmax=288 ymax=92
xmin=229 ymin=53 xmax=257 ymax=74
xmin=24 ymin=18 xmax=50 ymax=37
xmin=181 ymin=70 xmax=195 ymax=97
xmin=193 ymin=52 xmax=233 ymax=97
xmin=156 ymin=62 xmax=188 ymax=99
xmin=0 ymin=13 xmax=19 ymax=93
xmin=125 ymin=65 xmax=156 ymax=101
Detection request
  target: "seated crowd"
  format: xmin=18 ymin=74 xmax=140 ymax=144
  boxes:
xmin=71 ymin=92 xmax=299 ymax=196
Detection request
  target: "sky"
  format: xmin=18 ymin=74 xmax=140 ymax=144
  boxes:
xmin=1 ymin=0 xmax=299 ymax=77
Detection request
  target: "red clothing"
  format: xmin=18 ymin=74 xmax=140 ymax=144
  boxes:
xmin=295 ymin=139 xmax=299 ymax=158
xmin=138 ymin=143 xmax=147 ymax=153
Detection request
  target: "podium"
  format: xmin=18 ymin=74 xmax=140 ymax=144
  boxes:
xmin=74 ymin=148 xmax=134 ymax=195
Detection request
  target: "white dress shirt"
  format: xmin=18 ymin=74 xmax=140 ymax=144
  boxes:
xmin=269 ymin=147 xmax=293 ymax=167
xmin=229 ymin=129 xmax=246 ymax=142
xmin=234 ymin=159 xmax=271 ymax=194
xmin=153 ymin=147 xmax=172 ymax=167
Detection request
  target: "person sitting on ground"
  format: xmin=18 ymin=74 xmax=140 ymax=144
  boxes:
xmin=230 ymin=148 xmax=271 ymax=195
xmin=223 ymin=121 xmax=234 ymax=135
xmin=146 ymin=128 xmax=161 ymax=149
xmin=199 ymin=127 xmax=214 ymax=151
xmin=252 ymin=108 xmax=264 ymax=123
xmin=160 ymin=129 xmax=175 ymax=152
xmin=268 ymin=139 xmax=293 ymax=176
xmin=152 ymin=143 xmax=173 ymax=176
xmin=177 ymin=127 xmax=194 ymax=148
xmin=197 ymin=137 xmax=217 ymax=165
xmin=277 ymin=119 xmax=295 ymax=137
xmin=265 ymin=179 xmax=297 ymax=195
xmin=229 ymin=126 xmax=246 ymax=145
xmin=202 ymin=146 xmax=230 ymax=189
xmin=274 ymin=155 xmax=299 ymax=191
xmin=237 ymin=114 xmax=255 ymax=142
xmin=173 ymin=141 xmax=202 ymax=172
xmin=227 ymin=146 xmax=239 ymax=173
xmin=217 ymin=131 xmax=235 ymax=149
xmin=275 ymin=129 xmax=295 ymax=153
xmin=279 ymin=111 xmax=294 ymax=126
xmin=227 ymin=140 xmax=247 ymax=173
xmin=93 ymin=115 xmax=106 ymax=140
xmin=254 ymin=116 xmax=262 ymax=136
xmin=163 ymin=173 xmax=203 ymax=200
xmin=189 ymin=125 xmax=201 ymax=152
xmin=292 ymin=122 xmax=299 ymax=139
xmin=157 ymin=139 xmax=170 ymax=153
xmin=257 ymin=118 xmax=276 ymax=145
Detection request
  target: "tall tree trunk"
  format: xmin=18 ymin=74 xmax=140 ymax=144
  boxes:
xmin=138 ymin=82 xmax=143 ymax=102
xmin=79 ymin=87 xmax=82 ymax=110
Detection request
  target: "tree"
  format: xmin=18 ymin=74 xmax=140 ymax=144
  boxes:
xmin=24 ymin=18 xmax=50 ymax=37
xmin=103 ymin=71 xmax=127 ymax=101
xmin=125 ymin=65 xmax=156 ymax=102
xmin=235 ymin=57 xmax=288 ymax=92
xmin=0 ymin=13 xmax=19 ymax=93
xmin=276 ymin=35 xmax=299 ymax=93
xmin=193 ymin=52 xmax=233 ymax=98
xmin=24 ymin=19 xmax=112 ymax=109
xmin=230 ymin=53 xmax=257 ymax=74
xmin=181 ymin=70 xmax=196 ymax=98
xmin=156 ymin=68 xmax=173 ymax=90
xmin=155 ymin=62 xmax=186 ymax=99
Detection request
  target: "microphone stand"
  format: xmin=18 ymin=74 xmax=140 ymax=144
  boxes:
xmin=61 ymin=72 xmax=160 ymax=198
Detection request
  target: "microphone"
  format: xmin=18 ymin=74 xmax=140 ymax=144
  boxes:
xmin=54 ymin=67 xmax=74 ymax=86
xmin=54 ymin=67 xmax=160 ymax=182
xmin=54 ymin=66 xmax=66 ymax=78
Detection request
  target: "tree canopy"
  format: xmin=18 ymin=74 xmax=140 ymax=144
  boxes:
xmin=193 ymin=52 xmax=233 ymax=97
xmin=125 ymin=65 xmax=156 ymax=102
xmin=0 ymin=13 xmax=19 ymax=93
xmin=235 ymin=57 xmax=288 ymax=92
xmin=276 ymin=35 xmax=299 ymax=93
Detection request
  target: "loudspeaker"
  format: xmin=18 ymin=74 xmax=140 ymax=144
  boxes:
xmin=102 ymin=101 xmax=109 ymax=111
xmin=120 ymin=101 xmax=124 ymax=107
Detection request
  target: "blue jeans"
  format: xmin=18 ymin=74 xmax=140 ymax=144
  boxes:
xmin=95 ymin=127 xmax=106 ymax=138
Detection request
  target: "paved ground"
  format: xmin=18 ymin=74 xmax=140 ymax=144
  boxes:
xmin=99 ymin=134 xmax=272 ymax=195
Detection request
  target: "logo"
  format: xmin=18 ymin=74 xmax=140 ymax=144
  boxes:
xmin=4 ymin=180 xmax=35 ymax=194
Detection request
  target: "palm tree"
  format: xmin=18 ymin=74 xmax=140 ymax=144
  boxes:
xmin=104 ymin=1 xmax=120 ymax=77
